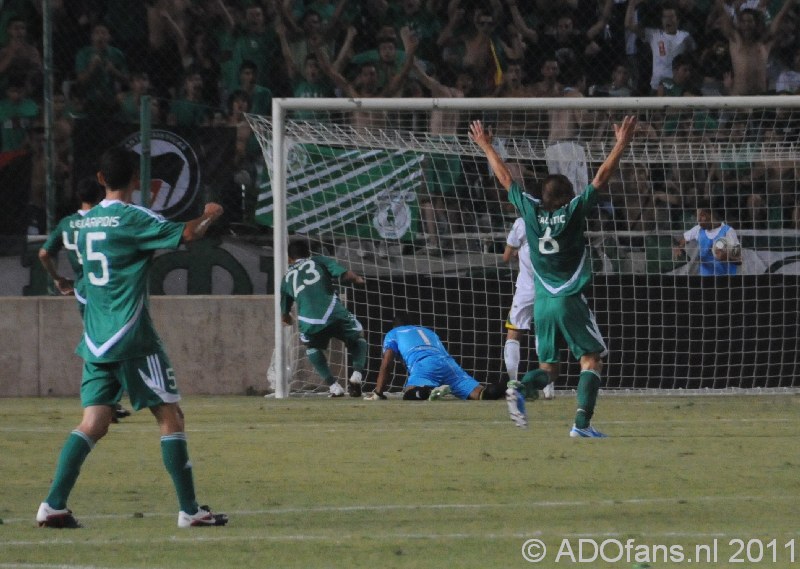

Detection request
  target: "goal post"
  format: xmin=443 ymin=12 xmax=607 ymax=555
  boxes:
xmin=252 ymin=96 xmax=800 ymax=398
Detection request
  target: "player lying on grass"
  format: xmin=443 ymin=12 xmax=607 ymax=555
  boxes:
xmin=281 ymin=239 xmax=368 ymax=397
xmin=470 ymin=115 xmax=638 ymax=436
xmin=364 ymin=313 xmax=509 ymax=407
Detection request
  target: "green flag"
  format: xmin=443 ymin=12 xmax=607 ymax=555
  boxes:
xmin=255 ymin=142 xmax=424 ymax=241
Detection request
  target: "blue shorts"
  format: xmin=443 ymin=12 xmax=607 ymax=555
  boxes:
xmin=405 ymin=355 xmax=480 ymax=400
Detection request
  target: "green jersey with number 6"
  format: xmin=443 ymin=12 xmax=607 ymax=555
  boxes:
xmin=75 ymin=199 xmax=184 ymax=363
xmin=281 ymin=255 xmax=349 ymax=334
xmin=508 ymin=181 xmax=597 ymax=298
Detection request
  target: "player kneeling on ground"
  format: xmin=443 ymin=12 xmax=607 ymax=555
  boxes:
xmin=364 ymin=313 xmax=508 ymax=407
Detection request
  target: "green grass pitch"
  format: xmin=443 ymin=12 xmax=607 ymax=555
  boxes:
xmin=2 ymin=394 xmax=799 ymax=568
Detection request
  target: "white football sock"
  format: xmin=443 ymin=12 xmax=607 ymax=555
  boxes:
xmin=504 ymin=339 xmax=520 ymax=382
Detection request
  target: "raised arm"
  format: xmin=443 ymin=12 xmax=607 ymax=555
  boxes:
xmin=713 ymin=0 xmax=736 ymax=40
xmin=767 ymin=0 xmax=799 ymax=40
xmin=277 ymin=0 xmax=304 ymax=39
xmin=507 ymin=0 xmax=539 ymax=44
xmin=381 ymin=27 xmax=419 ymax=97
xmin=625 ymin=0 xmax=644 ymax=39
xmin=591 ymin=115 xmax=637 ymax=190
xmin=412 ymin=60 xmax=458 ymax=97
xmin=182 ymin=202 xmax=224 ymax=242
xmin=437 ymin=1 xmax=465 ymax=47
xmin=586 ymin=0 xmax=613 ymax=40
xmin=317 ymin=44 xmax=358 ymax=97
xmin=322 ymin=0 xmax=350 ymax=39
xmin=332 ymin=25 xmax=357 ymax=73
xmin=215 ymin=0 xmax=236 ymax=32
xmin=469 ymin=120 xmax=514 ymax=190
xmin=275 ymin=10 xmax=298 ymax=81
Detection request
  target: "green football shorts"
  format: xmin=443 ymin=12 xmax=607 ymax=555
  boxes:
xmin=300 ymin=309 xmax=364 ymax=350
xmin=534 ymin=293 xmax=607 ymax=363
xmin=80 ymin=348 xmax=181 ymax=411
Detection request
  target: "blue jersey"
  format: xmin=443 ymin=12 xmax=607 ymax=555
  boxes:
xmin=683 ymin=223 xmax=738 ymax=276
xmin=383 ymin=325 xmax=451 ymax=374
xmin=383 ymin=325 xmax=480 ymax=399
xmin=697 ymin=225 xmax=737 ymax=276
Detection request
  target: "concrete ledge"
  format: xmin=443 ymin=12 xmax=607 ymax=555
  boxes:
xmin=0 ymin=296 xmax=274 ymax=397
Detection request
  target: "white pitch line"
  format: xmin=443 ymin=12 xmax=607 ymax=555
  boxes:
xmin=4 ymin=529 xmax=798 ymax=549
xmin=0 ymin=564 xmax=146 ymax=569
xmin=0 ymin=416 xmax=795 ymax=435
xmin=2 ymin=494 xmax=796 ymax=526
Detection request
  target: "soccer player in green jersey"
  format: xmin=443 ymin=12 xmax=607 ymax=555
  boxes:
xmin=36 ymin=147 xmax=228 ymax=528
xmin=470 ymin=115 xmax=638 ymax=437
xmin=281 ymin=240 xmax=368 ymax=398
xmin=39 ymin=176 xmax=132 ymax=423
xmin=38 ymin=177 xmax=104 ymax=303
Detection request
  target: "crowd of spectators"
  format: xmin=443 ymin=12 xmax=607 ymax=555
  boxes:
xmin=2 ymin=0 xmax=800 ymax=241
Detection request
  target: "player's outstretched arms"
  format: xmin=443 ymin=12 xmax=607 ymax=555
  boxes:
xmin=469 ymin=120 xmax=513 ymax=190
xmin=182 ymin=202 xmax=224 ymax=242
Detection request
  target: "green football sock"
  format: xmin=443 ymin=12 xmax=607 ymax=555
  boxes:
xmin=45 ymin=430 xmax=94 ymax=510
xmin=349 ymin=337 xmax=368 ymax=373
xmin=522 ymin=369 xmax=551 ymax=390
xmin=306 ymin=348 xmax=334 ymax=383
xmin=161 ymin=433 xmax=199 ymax=515
xmin=575 ymin=370 xmax=601 ymax=429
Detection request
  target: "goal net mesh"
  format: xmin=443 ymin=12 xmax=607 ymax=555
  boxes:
xmin=249 ymin=98 xmax=800 ymax=395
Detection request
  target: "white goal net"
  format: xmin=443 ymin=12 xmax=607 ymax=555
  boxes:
xmin=249 ymin=97 xmax=800 ymax=397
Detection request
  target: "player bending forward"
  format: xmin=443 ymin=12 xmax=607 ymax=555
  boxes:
xmin=470 ymin=115 xmax=638 ymax=436
xmin=281 ymin=240 xmax=368 ymax=397
xmin=365 ymin=313 xmax=509 ymax=407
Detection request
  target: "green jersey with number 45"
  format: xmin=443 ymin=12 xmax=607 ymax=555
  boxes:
xmin=75 ymin=199 xmax=184 ymax=363
xmin=281 ymin=255 xmax=348 ymax=334
xmin=508 ymin=182 xmax=597 ymax=298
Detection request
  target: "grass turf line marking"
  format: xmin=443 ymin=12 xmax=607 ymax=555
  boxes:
xmin=3 ymin=493 xmax=796 ymax=525
xmin=6 ymin=529 xmax=798 ymax=549
xmin=0 ymin=416 xmax=794 ymax=434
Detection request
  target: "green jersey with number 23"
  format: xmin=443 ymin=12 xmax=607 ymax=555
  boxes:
xmin=281 ymin=255 xmax=348 ymax=333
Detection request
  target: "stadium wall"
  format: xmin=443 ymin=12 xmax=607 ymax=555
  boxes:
xmin=0 ymin=296 xmax=273 ymax=398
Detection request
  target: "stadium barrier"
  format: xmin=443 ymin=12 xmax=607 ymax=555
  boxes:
xmin=0 ymin=296 xmax=274 ymax=398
